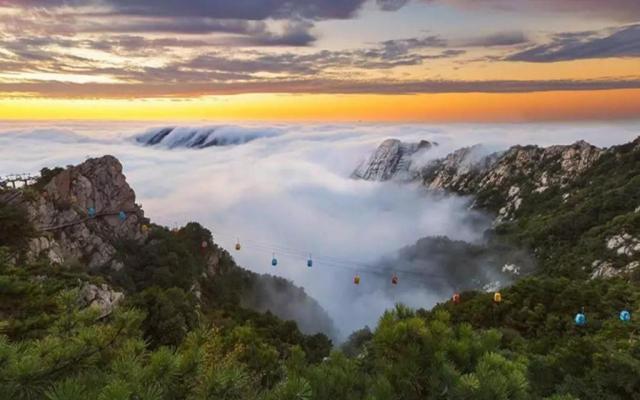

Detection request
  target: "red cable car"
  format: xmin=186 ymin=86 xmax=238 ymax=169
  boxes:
xmin=391 ymin=274 xmax=399 ymax=285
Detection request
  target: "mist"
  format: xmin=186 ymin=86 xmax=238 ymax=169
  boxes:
xmin=1 ymin=121 xmax=639 ymax=340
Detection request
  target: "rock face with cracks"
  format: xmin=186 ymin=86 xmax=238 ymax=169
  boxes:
xmin=352 ymin=138 xmax=436 ymax=181
xmin=9 ymin=156 xmax=146 ymax=270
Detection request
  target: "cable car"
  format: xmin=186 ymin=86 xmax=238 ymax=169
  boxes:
xmin=493 ymin=292 xmax=502 ymax=304
xmin=235 ymin=239 xmax=241 ymax=251
xmin=391 ymin=274 xmax=398 ymax=285
xmin=118 ymin=211 xmax=126 ymax=221
xmin=353 ymin=275 xmax=361 ymax=285
xmin=307 ymin=254 xmax=313 ymax=268
xmin=452 ymin=293 xmax=461 ymax=304
xmin=620 ymin=310 xmax=631 ymax=322
xmin=575 ymin=312 xmax=586 ymax=326
xmin=88 ymin=207 xmax=96 ymax=218
xmin=271 ymin=253 xmax=278 ymax=267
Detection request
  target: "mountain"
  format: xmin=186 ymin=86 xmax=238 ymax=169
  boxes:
xmin=135 ymin=126 xmax=281 ymax=149
xmin=420 ymin=140 xmax=603 ymax=222
xmin=2 ymin=145 xmax=640 ymax=399
xmin=358 ymin=136 xmax=640 ymax=280
xmin=351 ymin=138 xmax=436 ymax=181
xmin=0 ymin=155 xmax=335 ymax=337
xmin=376 ymin=236 xmax=535 ymax=294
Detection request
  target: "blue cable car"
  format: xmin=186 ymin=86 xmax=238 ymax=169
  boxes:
xmin=118 ymin=211 xmax=126 ymax=221
xmin=271 ymin=253 xmax=278 ymax=267
xmin=88 ymin=207 xmax=96 ymax=218
xmin=575 ymin=312 xmax=587 ymax=326
xmin=620 ymin=310 xmax=631 ymax=322
xmin=307 ymin=254 xmax=313 ymax=268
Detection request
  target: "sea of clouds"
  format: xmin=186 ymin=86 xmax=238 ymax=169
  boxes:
xmin=1 ymin=120 xmax=639 ymax=340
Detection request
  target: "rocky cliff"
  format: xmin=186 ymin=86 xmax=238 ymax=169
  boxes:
xmin=1 ymin=156 xmax=147 ymax=270
xmin=420 ymin=140 xmax=604 ymax=222
xmin=352 ymin=139 xmax=436 ymax=181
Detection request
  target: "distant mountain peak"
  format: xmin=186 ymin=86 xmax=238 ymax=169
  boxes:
xmin=352 ymin=138 xmax=437 ymax=181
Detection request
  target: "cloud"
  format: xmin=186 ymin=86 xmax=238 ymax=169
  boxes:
xmin=1 ymin=121 xmax=638 ymax=338
xmin=0 ymin=0 xmax=403 ymax=21
xmin=459 ymin=31 xmax=529 ymax=47
xmin=2 ymin=77 xmax=640 ymax=98
xmin=426 ymin=0 xmax=640 ymax=21
xmin=376 ymin=0 xmax=411 ymax=12
xmin=506 ymin=24 xmax=640 ymax=62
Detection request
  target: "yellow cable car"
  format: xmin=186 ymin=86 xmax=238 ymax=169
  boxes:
xmin=354 ymin=275 xmax=361 ymax=285
xmin=493 ymin=292 xmax=502 ymax=304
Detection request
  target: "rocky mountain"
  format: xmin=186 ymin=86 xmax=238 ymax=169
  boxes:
xmin=352 ymin=138 xmax=436 ymax=181
xmin=420 ymin=140 xmax=604 ymax=222
xmin=0 ymin=156 xmax=335 ymax=336
xmin=0 ymin=156 xmax=145 ymax=270
xmin=357 ymin=136 xmax=640 ymax=280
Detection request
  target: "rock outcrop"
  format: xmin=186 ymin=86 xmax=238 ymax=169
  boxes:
xmin=14 ymin=156 xmax=146 ymax=269
xmin=352 ymin=139 xmax=436 ymax=181
xmin=418 ymin=140 xmax=600 ymax=222
xmin=80 ymin=283 xmax=125 ymax=319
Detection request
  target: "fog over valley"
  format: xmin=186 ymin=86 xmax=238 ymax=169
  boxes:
xmin=2 ymin=121 xmax=639 ymax=339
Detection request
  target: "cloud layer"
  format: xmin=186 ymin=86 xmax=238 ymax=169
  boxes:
xmin=2 ymin=121 xmax=639 ymax=338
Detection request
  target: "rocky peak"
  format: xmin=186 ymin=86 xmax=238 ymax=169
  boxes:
xmin=14 ymin=155 xmax=146 ymax=269
xmin=352 ymin=137 xmax=606 ymax=223
xmin=352 ymin=138 xmax=436 ymax=181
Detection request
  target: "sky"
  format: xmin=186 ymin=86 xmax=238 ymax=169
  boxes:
xmin=0 ymin=0 xmax=639 ymax=121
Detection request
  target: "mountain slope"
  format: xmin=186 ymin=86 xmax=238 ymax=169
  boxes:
xmin=357 ymin=136 xmax=640 ymax=280
xmin=0 ymin=156 xmax=335 ymax=337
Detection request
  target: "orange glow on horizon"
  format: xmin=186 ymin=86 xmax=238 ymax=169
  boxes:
xmin=1 ymin=89 xmax=639 ymax=122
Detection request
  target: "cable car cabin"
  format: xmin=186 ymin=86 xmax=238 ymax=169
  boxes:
xmin=452 ymin=293 xmax=461 ymax=304
xmin=271 ymin=257 xmax=278 ymax=267
xmin=620 ymin=310 xmax=631 ymax=322
xmin=88 ymin=207 xmax=96 ymax=218
xmin=493 ymin=292 xmax=502 ymax=304
xmin=118 ymin=211 xmax=126 ymax=222
xmin=354 ymin=275 xmax=361 ymax=285
xmin=235 ymin=240 xmax=241 ymax=251
xmin=575 ymin=312 xmax=587 ymax=326
xmin=391 ymin=274 xmax=399 ymax=285
xmin=307 ymin=258 xmax=313 ymax=268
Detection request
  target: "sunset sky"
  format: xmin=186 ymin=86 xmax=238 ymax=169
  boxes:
xmin=1 ymin=0 xmax=639 ymax=121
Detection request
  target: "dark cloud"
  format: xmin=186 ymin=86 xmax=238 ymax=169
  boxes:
xmin=2 ymin=78 xmax=640 ymax=98
xmin=460 ymin=31 xmax=528 ymax=47
xmin=426 ymin=0 xmax=640 ymax=21
xmin=506 ymin=24 xmax=640 ymax=62
xmin=0 ymin=0 xmax=401 ymax=21
xmin=84 ymin=18 xmax=270 ymax=35
xmin=377 ymin=0 xmax=411 ymax=12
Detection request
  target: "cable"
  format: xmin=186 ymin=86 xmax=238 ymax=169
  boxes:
xmin=211 ymin=230 xmax=453 ymax=282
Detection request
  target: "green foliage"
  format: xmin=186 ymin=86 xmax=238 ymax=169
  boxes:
xmin=488 ymin=141 xmax=640 ymax=278
xmin=0 ymin=202 xmax=35 ymax=250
